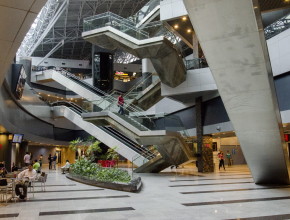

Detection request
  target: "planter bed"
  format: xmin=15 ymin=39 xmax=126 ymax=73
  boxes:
xmin=66 ymin=173 xmax=142 ymax=193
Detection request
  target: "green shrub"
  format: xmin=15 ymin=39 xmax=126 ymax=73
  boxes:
xmin=70 ymin=159 xmax=131 ymax=183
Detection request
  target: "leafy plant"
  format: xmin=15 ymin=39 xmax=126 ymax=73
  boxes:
xmin=69 ymin=138 xmax=82 ymax=152
xmin=70 ymin=159 xmax=131 ymax=183
xmin=87 ymin=141 xmax=102 ymax=155
xmin=69 ymin=136 xmax=101 ymax=160
xmin=106 ymin=147 xmax=119 ymax=160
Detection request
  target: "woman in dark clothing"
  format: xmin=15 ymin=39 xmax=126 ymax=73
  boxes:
xmin=48 ymin=154 xmax=52 ymax=170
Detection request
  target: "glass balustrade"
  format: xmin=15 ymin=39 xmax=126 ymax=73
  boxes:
xmin=124 ymin=73 xmax=160 ymax=100
xmin=133 ymin=0 xmax=160 ymax=25
xmin=185 ymin=58 xmax=208 ymax=70
xmin=83 ymin=12 xmax=149 ymax=40
xmin=264 ymin=13 xmax=290 ymax=40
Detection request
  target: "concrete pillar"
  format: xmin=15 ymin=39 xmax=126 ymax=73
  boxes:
xmin=142 ymin=58 xmax=156 ymax=73
xmin=184 ymin=0 xmax=290 ymax=183
xmin=18 ymin=57 xmax=32 ymax=86
xmin=192 ymin=34 xmax=199 ymax=59
xmin=195 ymin=96 xmax=203 ymax=172
xmin=0 ymin=134 xmax=11 ymax=172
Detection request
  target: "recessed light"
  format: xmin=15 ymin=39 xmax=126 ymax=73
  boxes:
xmin=187 ymin=29 xmax=192 ymax=33
xmin=182 ymin=16 xmax=187 ymax=21
xmin=174 ymin=24 xmax=179 ymax=29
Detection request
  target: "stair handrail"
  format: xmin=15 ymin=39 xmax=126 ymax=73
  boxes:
xmin=83 ymin=12 xmax=149 ymax=39
xmin=55 ymin=67 xmax=106 ymax=96
xmin=131 ymin=153 xmax=150 ymax=176
xmin=123 ymin=72 xmax=154 ymax=99
xmin=165 ymin=115 xmax=190 ymax=138
xmin=100 ymin=127 xmax=156 ymax=159
xmin=129 ymin=0 xmax=160 ymax=26
xmin=264 ymin=12 xmax=290 ymax=39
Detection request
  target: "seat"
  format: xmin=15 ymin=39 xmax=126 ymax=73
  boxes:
xmin=62 ymin=168 xmax=69 ymax=174
xmin=32 ymin=173 xmax=48 ymax=192
xmin=0 ymin=178 xmax=13 ymax=203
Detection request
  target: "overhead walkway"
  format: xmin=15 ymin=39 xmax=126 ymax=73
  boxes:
xmin=82 ymin=12 xmax=186 ymax=88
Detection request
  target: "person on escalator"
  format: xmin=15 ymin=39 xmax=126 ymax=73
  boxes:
xmin=118 ymin=94 xmax=124 ymax=115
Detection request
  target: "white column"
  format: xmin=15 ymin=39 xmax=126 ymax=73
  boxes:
xmin=184 ymin=0 xmax=290 ymax=184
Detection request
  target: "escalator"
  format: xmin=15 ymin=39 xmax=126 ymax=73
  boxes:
xmin=82 ymin=12 xmax=186 ymax=88
xmin=52 ymin=102 xmax=158 ymax=171
xmin=36 ymin=68 xmax=193 ymax=172
xmin=99 ymin=126 xmax=155 ymax=160
xmin=133 ymin=0 xmax=161 ymax=28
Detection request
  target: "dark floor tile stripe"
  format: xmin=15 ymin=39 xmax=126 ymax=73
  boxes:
xmin=180 ymin=186 xmax=290 ymax=194
xmin=227 ymin=213 xmax=290 ymax=220
xmin=182 ymin=196 xmax=290 ymax=206
xmin=39 ymin=207 xmax=134 ymax=216
xmin=34 ymin=184 xmax=76 ymax=187
xmin=220 ymin=174 xmax=252 ymax=176
xmin=170 ymin=177 xmax=252 ymax=182
xmin=170 ymin=181 xmax=254 ymax=187
xmin=0 ymin=213 xmax=19 ymax=218
xmin=33 ymin=189 xmax=104 ymax=193
xmin=26 ymin=195 xmax=129 ymax=202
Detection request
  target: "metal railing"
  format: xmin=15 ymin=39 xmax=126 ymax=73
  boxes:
xmin=123 ymin=73 xmax=160 ymax=100
xmin=83 ymin=12 xmax=149 ymax=40
xmin=55 ymin=68 xmax=105 ymax=96
xmin=186 ymin=58 xmax=208 ymax=70
xmin=265 ymin=13 xmax=290 ymax=40
xmin=131 ymin=0 xmax=160 ymax=25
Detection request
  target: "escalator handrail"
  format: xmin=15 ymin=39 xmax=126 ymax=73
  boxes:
xmin=104 ymin=127 xmax=155 ymax=158
xmin=99 ymin=126 xmax=155 ymax=159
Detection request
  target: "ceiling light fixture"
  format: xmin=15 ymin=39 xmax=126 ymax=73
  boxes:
xmin=187 ymin=29 xmax=192 ymax=33
xmin=182 ymin=16 xmax=187 ymax=21
xmin=174 ymin=24 xmax=179 ymax=29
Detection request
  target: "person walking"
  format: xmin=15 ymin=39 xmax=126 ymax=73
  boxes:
xmin=39 ymin=154 xmax=43 ymax=168
xmin=226 ymin=150 xmax=232 ymax=167
xmin=48 ymin=154 xmax=52 ymax=170
xmin=117 ymin=94 xmax=124 ymax=115
xmin=23 ymin=152 xmax=31 ymax=167
xmin=218 ymin=151 xmax=226 ymax=171
xmin=52 ymin=154 xmax=57 ymax=170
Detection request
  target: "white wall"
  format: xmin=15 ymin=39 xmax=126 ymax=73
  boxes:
xmin=142 ymin=58 xmax=156 ymax=73
xmin=31 ymin=57 xmax=91 ymax=69
xmin=113 ymin=63 xmax=142 ymax=72
xmin=161 ymin=68 xmax=217 ymax=96
xmin=146 ymin=97 xmax=192 ymax=115
xmin=160 ymin=0 xmax=187 ymax=21
xmin=267 ymin=27 xmax=290 ymax=76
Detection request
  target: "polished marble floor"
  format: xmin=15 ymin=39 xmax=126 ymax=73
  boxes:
xmin=1 ymin=164 xmax=290 ymax=220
